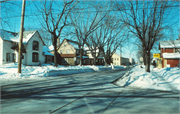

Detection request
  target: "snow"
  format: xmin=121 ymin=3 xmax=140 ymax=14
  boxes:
xmin=0 ymin=63 xmax=122 ymax=79
xmin=0 ymin=29 xmax=36 ymax=44
xmin=116 ymin=65 xmax=180 ymax=91
xmin=160 ymin=40 xmax=180 ymax=48
xmin=162 ymin=53 xmax=180 ymax=59
xmin=48 ymin=45 xmax=54 ymax=51
xmin=43 ymin=46 xmax=54 ymax=56
xmin=1 ymin=63 xmax=179 ymax=92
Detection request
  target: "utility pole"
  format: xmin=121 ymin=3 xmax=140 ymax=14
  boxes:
xmin=18 ymin=0 xmax=26 ymax=73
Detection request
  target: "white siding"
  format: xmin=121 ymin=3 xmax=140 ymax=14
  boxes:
xmin=112 ymin=53 xmax=121 ymax=66
xmin=0 ymin=38 xmax=3 ymax=65
xmin=25 ymin=32 xmax=45 ymax=66
xmin=2 ymin=40 xmax=17 ymax=65
xmin=0 ymin=31 xmax=45 ymax=66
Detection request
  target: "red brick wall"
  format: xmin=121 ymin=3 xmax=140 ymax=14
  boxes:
xmin=167 ymin=59 xmax=179 ymax=67
xmin=161 ymin=48 xmax=174 ymax=53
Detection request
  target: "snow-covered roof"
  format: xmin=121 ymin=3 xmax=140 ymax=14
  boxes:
xmin=84 ymin=47 xmax=99 ymax=53
xmin=163 ymin=53 xmax=180 ymax=59
xmin=48 ymin=45 xmax=54 ymax=51
xmin=43 ymin=46 xmax=54 ymax=56
xmin=0 ymin=29 xmax=36 ymax=44
xmin=160 ymin=40 xmax=180 ymax=48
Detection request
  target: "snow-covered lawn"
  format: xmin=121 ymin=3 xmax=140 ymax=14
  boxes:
xmin=116 ymin=65 xmax=180 ymax=91
xmin=1 ymin=63 xmax=179 ymax=92
xmin=0 ymin=63 xmax=123 ymax=79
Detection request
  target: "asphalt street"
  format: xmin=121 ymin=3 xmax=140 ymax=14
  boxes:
xmin=1 ymin=68 xmax=179 ymax=114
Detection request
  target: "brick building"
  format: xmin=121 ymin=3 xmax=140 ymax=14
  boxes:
xmin=159 ymin=37 xmax=180 ymax=68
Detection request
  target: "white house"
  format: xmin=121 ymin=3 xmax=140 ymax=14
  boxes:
xmin=112 ymin=53 xmax=131 ymax=66
xmin=0 ymin=29 xmax=53 ymax=66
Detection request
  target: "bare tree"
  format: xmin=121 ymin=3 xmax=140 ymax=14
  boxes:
xmin=114 ymin=1 xmax=178 ymax=72
xmin=69 ymin=2 xmax=108 ymax=66
xmin=35 ymin=0 xmax=77 ymax=67
xmin=0 ymin=1 xmax=22 ymax=30
xmin=87 ymin=15 xmax=126 ymax=66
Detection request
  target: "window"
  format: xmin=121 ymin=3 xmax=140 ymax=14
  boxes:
xmin=60 ymin=50 xmax=62 ymax=54
xmin=117 ymin=58 xmax=119 ymax=61
xmin=6 ymin=53 xmax=16 ymax=62
xmin=33 ymin=41 xmax=39 ymax=50
xmin=12 ymin=53 xmax=16 ymax=62
xmin=6 ymin=53 xmax=11 ymax=62
xmin=83 ymin=59 xmax=86 ymax=64
xmin=32 ymin=52 xmax=39 ymax=62
xmin=115 ymin=58 xmax=116 ymax=61
xmin=175 ymin=48 xmax=180 ymax=53
xmin=66 ymin=49 xmax=69 ymax=54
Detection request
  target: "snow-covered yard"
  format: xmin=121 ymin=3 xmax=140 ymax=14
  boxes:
xmin=0 ymin=63 xmax=123 ymax=79
xmin=1 ymin=63 xmax=179 ymax=92
xmin=116 ymin=65 xmax=180 ymax=91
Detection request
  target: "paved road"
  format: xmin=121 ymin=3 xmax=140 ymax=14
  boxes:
xmin=1 ymin=68 xmax=179 ymax=114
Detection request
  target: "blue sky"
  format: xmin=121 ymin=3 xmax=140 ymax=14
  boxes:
xmin=1 ymin=1 xmax=179 ymax=62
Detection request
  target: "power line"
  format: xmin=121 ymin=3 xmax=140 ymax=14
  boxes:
xmin=1 ymin=4 xmax=179 ymax=19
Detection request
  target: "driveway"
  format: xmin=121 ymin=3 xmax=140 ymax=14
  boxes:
xmin=1 ymin=68 xmax=179 ymax=114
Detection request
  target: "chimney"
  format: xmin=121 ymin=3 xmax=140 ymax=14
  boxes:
xmin=57 ymin=38 xmax=60 ymax=46
xmin=179 ymin=35 xmax=180 ymax=40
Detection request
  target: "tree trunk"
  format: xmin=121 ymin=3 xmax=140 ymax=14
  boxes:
xmin=102 ymin=51 xmax=108 ymax=66
xmin=145 ymin=51 xmax=150 ymax=72
xmin=79 ymin=48 xmax=83 ymax=66
xmin=93 ymin=57 xmax=96 ymax=65
xmin=143 ymin=52 xmax=146 ymax=65
xmin=104 ymin=60 xmax=108 ymax=66
xmin=54 ymin=48 xmax=58 ymax=67
xmin=53 ymin=35 xmax=58 ymax=67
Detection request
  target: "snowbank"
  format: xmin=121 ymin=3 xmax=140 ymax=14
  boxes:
xmin=116 ymin=65 xmax=180 ymax=91
xmin=0 ymin=63 xmax=124 ymax=79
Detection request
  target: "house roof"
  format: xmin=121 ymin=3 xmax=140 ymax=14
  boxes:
xmin=84 ymin=47 xmax=99 ymax=53
xmin=66 ymin=39 xmax=79 ymax=49
xmin=43 ymin=46 xmax=54 ymax=56
xmin=48 ymin=45 xmax=54 ymax=51
xmin=0 ymin=29 xmax=37 ymax=44
xmin=162 ymin=53 xmax=180 ymax=59
xmin=159 ymin=40 xmax=180 ymax=48
xmin=60 ymin=54 xmax=76 ymax=58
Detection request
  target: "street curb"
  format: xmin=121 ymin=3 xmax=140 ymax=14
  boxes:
xmin=111 ymin=70 xmax=130 ymax=86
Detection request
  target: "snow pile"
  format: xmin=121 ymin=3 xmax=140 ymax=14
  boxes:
xmin=157 ymin=67 xmax=180 ymax=90
xmin=116 ymin=65 xmax=180 ymax=91
xmin=0 ymin=63 xmax=124 ymax=79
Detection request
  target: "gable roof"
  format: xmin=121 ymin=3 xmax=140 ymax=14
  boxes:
xmin=159 ymin=40 xmax=180 ymax=48
xmin=57 ymin=38 xmax=79 ymax=50
xmin=66 ymin=39 xmax=79 ymax=49
xmin=0 ymin=29 xmax=36 ymax=44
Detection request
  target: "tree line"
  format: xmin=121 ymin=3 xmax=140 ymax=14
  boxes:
xmin=1 ymin=0 xmax=178 ymax=72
